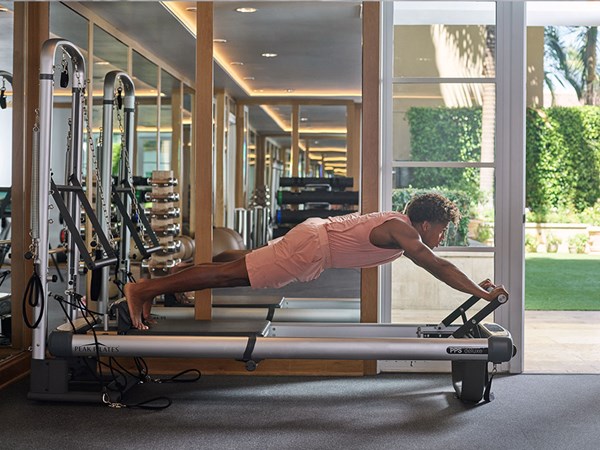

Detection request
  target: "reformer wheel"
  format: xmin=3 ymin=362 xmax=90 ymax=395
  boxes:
xmin=451 ymin=360 xmax=488 ymax=403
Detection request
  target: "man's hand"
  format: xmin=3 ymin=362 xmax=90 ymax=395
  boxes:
xmin=482 ymin=285 xmax=509 ymax=302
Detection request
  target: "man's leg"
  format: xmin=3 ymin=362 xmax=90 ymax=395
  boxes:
xmin=213 ymin=249 xmax=251 ymax=262
xmin=125 ymin=256 xmax=251 ymax=330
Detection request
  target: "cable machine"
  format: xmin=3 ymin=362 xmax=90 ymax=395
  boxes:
xmin=27 ymin=39 xmax=515 ymax=406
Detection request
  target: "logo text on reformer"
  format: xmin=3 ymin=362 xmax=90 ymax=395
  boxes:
xmin=75 ymin=342 xmax=120 ymax=354
xmin=447 ymin=347 xmax=487 ymax=355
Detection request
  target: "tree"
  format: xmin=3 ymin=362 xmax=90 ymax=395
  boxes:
xmin=545 ymin=26 xmax=599 ymax=105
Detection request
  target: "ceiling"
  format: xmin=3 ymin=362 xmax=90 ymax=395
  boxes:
xmin=79 ymin=0 xmax=363 ymax=153
xmin=5 ymin=1 xmax=600 ymax=157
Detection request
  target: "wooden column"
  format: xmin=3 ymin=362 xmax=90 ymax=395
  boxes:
xmin=235 ymin=104 xmax=246 ymax=208
xmin=194 ymin=2 xmax=213 ymax=320
xmin=1 ymin=1 xmax=49 ymax=383
xmin=304 ymin=139 xmax=310 ymax=177
xmin=291 ymin=104 xmax=300 ymax=177
xmin=11 ymin=2 xmax=49 ymax=352
xmin=171 ymin=82 xmax=183 ymax=232
xmin=214 ymin=90 xmax=225 ymax=227
xmin=345 ymin=102 xmax=355 ymax=182
xmin=347 ymin=102 xmax=361 ymax=186
xmin=256 ymin=135 xmax=266 ymax=188
xmin=361 ymin=1 xmax=380 ymax=375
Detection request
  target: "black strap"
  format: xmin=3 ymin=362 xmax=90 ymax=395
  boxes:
xmin=483 ymin=365 xmax=496 ymax=403
xmin=124 ymin=396 xmax=172 ymax=410
xmin=104 ymin=394 xmax=172 ymax=410
xmin=152 ymin=369 xmax=201 ymax=384
xmin=22 ymin=270 xmax=45 ymax=329
xmin=243 ymin=335 xmax=257 ymax=362
xmin=266 ymin=306 xmax=275 ymax=321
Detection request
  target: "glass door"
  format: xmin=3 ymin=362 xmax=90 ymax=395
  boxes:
xmin=524 ymin=1 xmax=600 ymax=373
xmin=382 ymin=1 xmax=527 ymax=373
xmin=389 ymin=0 xmax=497 ymax=318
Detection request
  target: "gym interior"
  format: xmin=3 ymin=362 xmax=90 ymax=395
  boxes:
xmin=0 ymin=2 xmax=598 ymax=449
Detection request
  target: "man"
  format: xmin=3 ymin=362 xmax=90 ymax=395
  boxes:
xmin=125 ymin=192 xmax=508 ymax=330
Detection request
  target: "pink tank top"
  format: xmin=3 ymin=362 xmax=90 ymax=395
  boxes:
xmin=325 ymin=211 xmax=410 ymax=269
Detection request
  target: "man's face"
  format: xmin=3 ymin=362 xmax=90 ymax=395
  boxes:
xmin=420 ymin=221 xmax=449 ymax=249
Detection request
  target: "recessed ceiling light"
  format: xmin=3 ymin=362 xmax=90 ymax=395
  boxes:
xmin=243 ymin=77 xmax=255 ymax=81
xmin=253 ymin=89 xmax=264 ymax=93
xmin=261 ymin=53 xmax=278 ymax=58
xmin=236 ymin=7 xmax=257 ymax=13
xmin=230 ymin=61 xmax=244 ymax=66
xmin=300 ymin=117 xmax=308 ymax=122
xmin=213 ymin=38 xmax=227 ymax=43
xmin=286 ymin=89 xmax=295 ymax=93
xmin=185 ymin=7 xmax=197 ymax=12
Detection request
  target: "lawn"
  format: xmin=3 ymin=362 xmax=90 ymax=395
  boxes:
xmin=525 ymin=253 xmax=600 ymax=310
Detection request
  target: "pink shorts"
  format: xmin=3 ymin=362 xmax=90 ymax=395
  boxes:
xmin=245 ymin=218 xmax=331 ymax=289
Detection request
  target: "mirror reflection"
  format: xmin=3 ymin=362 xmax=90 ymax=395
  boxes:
xmin=3 ymin=0 xmax=364 ymax=359
xmin=0 ymin=1 xmax=13 ymax=349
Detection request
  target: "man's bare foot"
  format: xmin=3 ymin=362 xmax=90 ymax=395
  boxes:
xmin=124 ymin=282 xmax=149 ymax=330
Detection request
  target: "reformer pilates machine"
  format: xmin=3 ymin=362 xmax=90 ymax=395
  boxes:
xmin=95 ymin=70 xmax=160 ymax=327
xmin=28 ymin=39 xmax=515 ymax=406
xmin=26 ymin=39 xmax=158 ymax=402
xmin=58 ymin=291 xmax=514 ymax=404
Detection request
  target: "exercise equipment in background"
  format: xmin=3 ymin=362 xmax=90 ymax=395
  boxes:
xmin=274 ymin=177 xmax=358 ymax=237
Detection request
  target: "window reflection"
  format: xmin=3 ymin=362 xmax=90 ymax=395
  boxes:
xmin=133 ymin=51 xmax=159 ymax=177
xmin=159 ymin=69 xmax=180 ymax=171
xmin=0 ymin=0 xmax=13 ymax=349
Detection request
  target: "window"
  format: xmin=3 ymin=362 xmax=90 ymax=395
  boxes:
xmin=386 ymin=1 xmax=497 ymax=325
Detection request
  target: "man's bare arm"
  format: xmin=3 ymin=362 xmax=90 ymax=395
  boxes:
xmin=373 ymin=219 xmax=507 ymax=301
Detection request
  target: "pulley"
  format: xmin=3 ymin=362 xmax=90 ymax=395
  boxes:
xmin=59 ymin=54 xmax=69 ymax=88
xmin=0 ymin=79 xmax=6 ymax=110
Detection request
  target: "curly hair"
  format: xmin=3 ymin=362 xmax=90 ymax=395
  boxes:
xmin=404 ymin=192 xmax=460 ymax=225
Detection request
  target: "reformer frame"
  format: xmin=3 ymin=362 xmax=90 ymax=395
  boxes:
xmin=28 ymin=39 xmax=120 ymax=395
xmin=28 ymin=39 xmax=515 ymax=406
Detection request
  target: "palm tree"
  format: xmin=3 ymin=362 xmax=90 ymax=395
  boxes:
xmin=544 ymin=26 xmax=599 ymax=105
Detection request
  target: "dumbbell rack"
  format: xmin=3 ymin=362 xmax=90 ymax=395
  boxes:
xmin=142 ymin=170 xmax=182 ymax=276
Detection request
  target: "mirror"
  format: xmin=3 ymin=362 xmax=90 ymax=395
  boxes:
xmin=46 ymin=3 xmax=89 ymax=332
xmin=213 ymin=2 xmax=363 ymax=305
xmin=180 ymin=85 xmax=194 ymax=236
xmin=133 ymin=51 xmax=159 ymax=178
xmin=0 ymin=1 xmax=13 ymax=350
xmin=91 ymin=24 xmax=129 ymax=172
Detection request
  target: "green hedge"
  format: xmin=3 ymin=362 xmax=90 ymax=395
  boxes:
xmin=391 ymin=187 xmax=471 ymax=246
xmin=406 ymin=106 xmax=600 ymax=222
xmin=526 ymin=107 xmax=600 ymax=219
xmin=405 ymin=107 xmax=483 ymax=201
